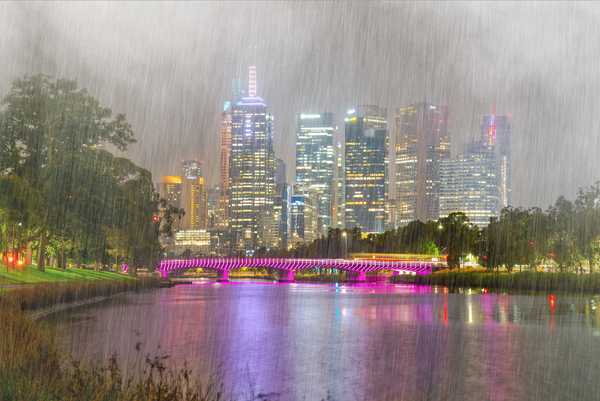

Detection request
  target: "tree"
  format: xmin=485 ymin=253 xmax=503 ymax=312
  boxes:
xmin=0 ymin=175 xmax=41 ymax=270
xmin=437 ymin=212 xmax=476 ymax=270
xmin=0 ymin=74 xmax=136 ymax=271
xmin=573 ymin=182 xmax=600 ymax=273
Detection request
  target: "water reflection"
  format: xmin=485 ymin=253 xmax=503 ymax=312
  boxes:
xmin=50 ymin=281 xmax=600 ymax=401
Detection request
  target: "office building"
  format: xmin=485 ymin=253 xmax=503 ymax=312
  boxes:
xmin=439 ymin=140 xmax=501 ymax=226
xmin=480 ymin=108 xmax=511 ymax=207
xmin=344 ymin=106 xmax=388 ymax=233
xmin=334 ymin=142 xmax=345 ymax=229
xmin=174 ymin=230 xmax=211 ymax=256
xmin=210 ymin=229 xmax=243 ymax=256
xmin=387 ymin=199 xmax=397 ymax=230
xmin=276 ymin=158 xmax=287 ymax=195
xmin=228 ymin=67 xmax=276 ymax=251
xmin=274 ymin=183 xmax=291 ymax=249
xmin=180 ymin=177 xmax=208 ymax=230
xmin=219 ymin=101 xmax=233 ymax=228
xmin=207 ymin=185 xmax=220 ymax=228
xmin=396 ymin=102 xmax=450 ymax=226
xmin=182 ymin=159 xmax=202 ymax=179
xmin=159 ymin=176 xmax=182 ymax=208
xmin=290 ymin=183 xmax=318 ymax=243
xmin=295 ymin=112 xmax=335 ymax=235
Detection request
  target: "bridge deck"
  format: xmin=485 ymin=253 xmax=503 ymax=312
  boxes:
xmin=156 ymin=258 xmax=441 ymax=278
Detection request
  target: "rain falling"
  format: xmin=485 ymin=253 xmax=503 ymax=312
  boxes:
xmin=1 ymin=2 xmax=600 ymax=400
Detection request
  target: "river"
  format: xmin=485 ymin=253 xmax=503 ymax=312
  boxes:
xmin=48 ymin=280 xmax=600 ymax=400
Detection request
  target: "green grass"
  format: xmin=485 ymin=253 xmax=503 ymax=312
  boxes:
xmin=0 ymin=261 xmax=132 ymax=286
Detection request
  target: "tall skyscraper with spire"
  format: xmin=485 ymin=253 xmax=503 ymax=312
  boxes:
xmin=480 ymin=107 xmax=511 ymax=207
xmin=228 ymin=66 xmax=275 ymax=251
xmin=395 ymin=102 xmax=450 ymax=226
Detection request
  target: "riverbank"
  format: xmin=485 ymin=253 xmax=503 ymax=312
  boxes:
xmin=0 ymin=262 xmax=132 ymax=286
xmin=390 ymin=271 xmax=600 ymax=293
xmin=0 ymin=277 xmax=236 ymax=400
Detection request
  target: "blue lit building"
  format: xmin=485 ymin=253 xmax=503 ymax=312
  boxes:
xmin=295 ymin=113 xmax=335 ymax=236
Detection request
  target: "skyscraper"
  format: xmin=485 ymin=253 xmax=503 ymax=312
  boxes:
xmin=439 ymin=140 xmax=500 ymax=226
xmin=344 ymin=106 xmax=388 ymax=233
xmin=291 ymin=183 xmax=318 ymax=243
xmin=159 ymin=176 xmax=182 ymax=231
xmin=480 ymin=108 xmax=511 ymax=207
xmin=182 ymin=159 xmax=202 ymax=179
xmin=159 ymin=176 xmax=182 ymax=208
xmin=180 ymin=177 xmax=208 ymax=230
xmin=396 ymin=102 xmax=450 ymax=226
xmin=218 ymin=101 xmax=233 ymax=228
xmin=276 ymin=157 xmax=287 ymax=195
xmin=228 ymin=67 xmax=275 ymax=250
xmin=334 ymin=142 xmax=345 ymax=229
xmin=295 ymin=112 xmax=335 ymax=235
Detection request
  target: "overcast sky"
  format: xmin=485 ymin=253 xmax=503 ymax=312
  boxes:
xmin=1 ymin=2 xmax=600 ymax=209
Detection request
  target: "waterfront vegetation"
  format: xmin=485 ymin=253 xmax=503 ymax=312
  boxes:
xmin=0 ymin=278 xmax=240 ymax=400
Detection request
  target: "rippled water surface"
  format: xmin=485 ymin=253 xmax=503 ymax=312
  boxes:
xmin=50 ymin=281 xmax=600 ymax=400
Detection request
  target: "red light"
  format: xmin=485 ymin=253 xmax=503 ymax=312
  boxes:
xmin=483 ymin=288 xmax=487 ymax=294
xmin=153 ymin=215 xmax=158 ymax=222
xmin=550 ymin=253 xmax=554 ymax=257
xmin=508 ymin=113 xmax=512 ymax=118
xmin=69 ymin=195 xmax=72 ymax=199
xmin=530 ymin=241 xmax=534 ymax=245
xmin=483 ymin=255 xmax=488 ymax=259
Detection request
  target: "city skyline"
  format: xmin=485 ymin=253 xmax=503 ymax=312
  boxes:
xmin=4 ymin=2 xmax=600 ymax=212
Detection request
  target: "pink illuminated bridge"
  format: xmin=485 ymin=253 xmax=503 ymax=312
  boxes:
xmin=156 ymin=257 xmax=442 ymax=282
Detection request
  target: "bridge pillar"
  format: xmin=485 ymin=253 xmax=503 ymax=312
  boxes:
xmin=217 ymin=270 xmax=229 ymax=282
xmin=345 ymin=271 xmax=366 ymax=283
xmin=278 ymin=270 xmax=294 ymax=283
xmin=161 ymin=270 xmax=168 ymax=278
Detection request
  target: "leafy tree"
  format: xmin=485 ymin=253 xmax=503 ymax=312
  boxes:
xmin=0 ymin=74 xmax=136 ymax=271
xmin=437 ymin=212 xmax=476 ymax=269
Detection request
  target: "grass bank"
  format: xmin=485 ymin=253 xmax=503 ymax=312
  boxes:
xmin=0 ymin=262 xmax=132 ymax=286
xmin=0 ymin=277 xmax=240 ymax=400
xmin=390 ymin=271 xmax=600 ymax=293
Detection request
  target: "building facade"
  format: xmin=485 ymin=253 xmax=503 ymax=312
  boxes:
xmin=218 ymin=101 xmax=233 ymax=229
xmin=395 ymin=102 xmax=450 ymax=226
xmin=344 ymin=107 xmax=388 ymax=233
xmin=480 ymin=110 xmax=511 ymax=207
xmin=180 ymin=177 xmax=208 ymax=230
xmin=295 ymin=112 xmax=335 ymax=235
xmin=182 ymin=160 xmax=202 ymax=179
xmin=290 ymin=183 xmax=318 ymax=243
xmin=334 ymin=142 xmax=345 ymax=229
xmin=228 ymin=67 xmax=275 ymax=251
xmin=439 ymin=141 xmax=501 ymax=226
xmin=276 ymin=157 xmax=287 ymax=195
